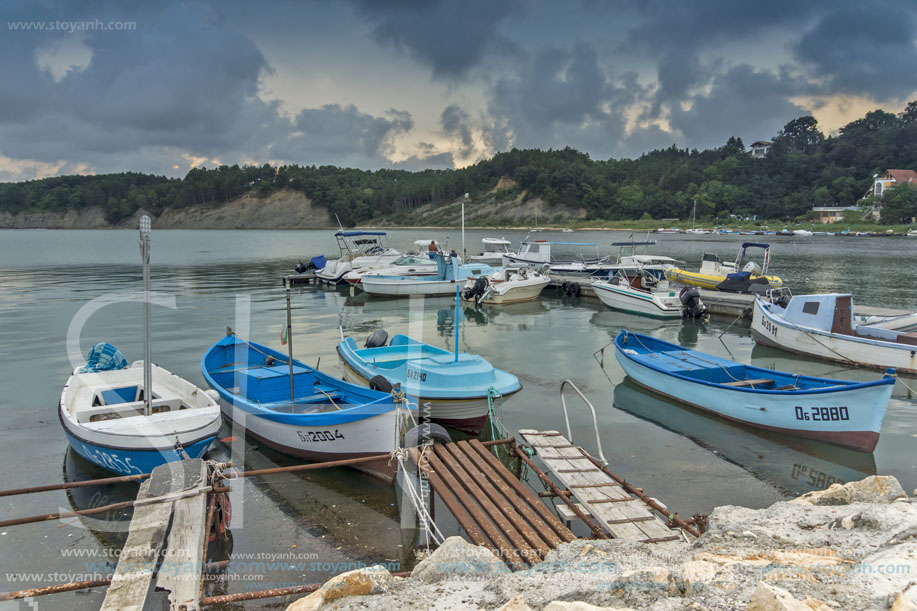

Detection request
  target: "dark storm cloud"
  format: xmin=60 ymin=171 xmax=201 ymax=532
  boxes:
xmin=793 ymin=6 xmax=917 ymax=100
xmin=440 ymin=105 xmax=475 ymax=157
xmin=272 ymin=104 xmax=414 ymax=167
xmin=347 ymin=0 xmax=522 ymax=79
xmin=669 ymin=65 xmax=806 ymax=149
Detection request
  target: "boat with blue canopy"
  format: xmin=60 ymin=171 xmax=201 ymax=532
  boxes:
xmin=202 ymin=332 xmax=415 ymax=481
xmin=614 ymin=330 xmax=894 ymax=452
xmin=336 ymin=329 xmax=521 ymax=433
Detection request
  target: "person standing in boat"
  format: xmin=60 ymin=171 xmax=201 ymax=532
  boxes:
xmin=428 ymin=240 xmax=438 ymax=259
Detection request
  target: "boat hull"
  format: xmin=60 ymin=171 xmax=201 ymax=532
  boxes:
xmin=751 ymin=298 xmax=917 ymax=375
xmin=615 ymin=346 xmax=890 ymax=452
xmin=338 ymin=359 xmax=494 ymax=434
xmin=361 ymin=278 xmax=464 ymax=297
xmin=215 ymin=398 xmax=401 ymax=481
xmin=592 ymin=281 xmax=683 ymax=319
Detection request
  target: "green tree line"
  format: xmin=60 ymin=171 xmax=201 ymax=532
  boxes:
xmin=2 ymin=101 xmax=916 ymax=225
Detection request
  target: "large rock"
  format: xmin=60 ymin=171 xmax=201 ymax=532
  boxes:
xmin=746 ymin=582 xmax=823 ymax=611
xmin=410 ymin=536 xmax=508 ymax=583
xmin=286 ymin=565 xmax=394 ymax=611
xmin=793 ymin=476 xmax=907 ymax=506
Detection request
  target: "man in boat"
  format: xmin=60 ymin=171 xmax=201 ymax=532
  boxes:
xmin=428 ymin=240 xmax=438 ymax=259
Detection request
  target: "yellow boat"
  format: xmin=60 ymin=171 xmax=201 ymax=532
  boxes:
xmin=665 ymin=242 xmax=783 ymax=291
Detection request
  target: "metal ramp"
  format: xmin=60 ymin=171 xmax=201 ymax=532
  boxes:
xmin=519 ymin=429 xmax=681 ymax=542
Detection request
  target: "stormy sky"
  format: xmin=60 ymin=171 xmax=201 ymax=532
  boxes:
xmin=2 ymin=0 xmax=916 ymax=180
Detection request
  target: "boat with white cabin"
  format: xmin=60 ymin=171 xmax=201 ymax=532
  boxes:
xmin=752 ymin=292 xmax=917 ymax=375
xmin=467 ymin=238 xmax=513 ymax=267
xmin=316 ymin=231 xmax=401 ymax=284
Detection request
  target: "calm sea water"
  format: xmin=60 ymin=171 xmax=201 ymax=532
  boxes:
xmin=1 ymin=228 xmax=916 ymax=608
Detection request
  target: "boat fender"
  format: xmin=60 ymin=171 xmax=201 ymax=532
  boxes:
xmin=204 ymin=389 xmax=221 ymax=402
xmin=369 ymin=374 xmax=394 ymax=392
xmin=402 ymin=423 xmax=452 ymax=471
xmin=365 ymin=329 xmax=389 ymax=348
xmin=570 ymin=282 xmax=581 ymax=297
xmin=561 ymin=281 xmax=569 ymax=294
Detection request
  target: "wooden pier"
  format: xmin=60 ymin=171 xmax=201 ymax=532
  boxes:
xmin=282 ymin=272 xmax=318 ymax=285
xmin=519 ymin=430 xmax=685 ymax=543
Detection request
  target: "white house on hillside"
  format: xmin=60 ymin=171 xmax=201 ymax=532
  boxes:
xmin=749 ymin=141 xmax=772 ymax=158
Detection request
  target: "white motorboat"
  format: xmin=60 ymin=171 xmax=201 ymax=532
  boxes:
xmin=316 ymin=231 xmax=401 ymax=284
xmin=467 ymin=238 xmax=512 ymax=267
xmin=592 ymin=270 xmax=698 ymax=319
xmin=502 ymin=237 xmax=608 ymax=275
xmin=461 ymin=266 xmax=550 ymax=305
xmin=752 ymin=291 xmax=917 ymax=375
xmin=361 ymin=252 xmax=499 ymax=297
xmin=793 ymin=229 xmax=814 ymax=237
xmin=343 ymin=252 xmax=437 ymax=285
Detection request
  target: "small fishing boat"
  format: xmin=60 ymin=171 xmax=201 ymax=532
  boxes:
xmin=337 ymin=330 xmax=521 ymax=434
xmin=461 ymin=266 xmax=550 ymax=305
xmin=665 ymin=242 xmax=783 ymax=292
xmin=467 ymin=237 xmax=513 ymax=266
xmin=316 ymin=231 xmax=401 ymax=284
xmin=752 ymin=292 xmax=917 ymax=375
xmin=592 ymin=271 xmax=707 ymax=319
xmin=343 ymin=252 xmax=437 ymax=285
xmin=60 ymin=217 xmax=221 ymax=475
xmin=614 ymin=330 xmax=894 ymax=452
xmin=202 ymin=332 xmax=413 ymax=481
xmin=361 ymin=252 xmax=499 ymax=297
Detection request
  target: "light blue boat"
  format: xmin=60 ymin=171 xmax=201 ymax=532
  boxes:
xmin=614 ymin=330 xmax=894 ymax=452
xmin=337 ymin=332 xmax=521 ymax=433
xmin=360 ymin=252 xmax=500 ymax=297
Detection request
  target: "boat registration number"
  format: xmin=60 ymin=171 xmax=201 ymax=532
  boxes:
xmin=761 ymin=318 xmax=779 ymax=337
xmin=297 ymin=429 xmax=345 ymax=443
xmin=794 ymin=406 xmax=849 ymax=421
xmin=406 ymin=369 xmax=427 ymax=382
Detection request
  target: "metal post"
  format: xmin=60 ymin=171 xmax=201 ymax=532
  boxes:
xmin=285 ymin=280 xmax=295 ymax=404
xmin=139 ymin=216 xmax=152 ymax=417
xmin=454 ymin=285 xmax=460 ymax=363
xmin=462 ymin=192 xmax=468 ymax=260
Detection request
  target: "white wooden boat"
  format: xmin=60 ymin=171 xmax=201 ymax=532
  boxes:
xmin=461 ymin=266 xmax=550 ymax=305
xmin=752 ymin=292 xmax=917 ymax=375
xmin=615 ymin=331 xmax=894 ymax=452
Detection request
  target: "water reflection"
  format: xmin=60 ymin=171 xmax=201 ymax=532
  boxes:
xmin=613 ymin=378 xmax=876 ymax=496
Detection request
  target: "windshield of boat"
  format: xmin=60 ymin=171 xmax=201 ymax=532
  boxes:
xmin=394 ymin=255 xmax=429 ymax=265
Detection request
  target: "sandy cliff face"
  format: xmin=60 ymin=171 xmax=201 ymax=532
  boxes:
xmin=0 ymin=190 xmax=333 ymax=229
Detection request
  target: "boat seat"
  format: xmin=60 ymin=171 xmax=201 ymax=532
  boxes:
xmin=773 ymin=384 xmax=798 ymax=391
xmin=721 ymin=378 xmax=775 ymax=388
xmin=260 ymin=390 xmax=343 ymax=411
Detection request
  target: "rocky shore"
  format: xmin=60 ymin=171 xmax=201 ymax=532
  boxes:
xmin=286 ymin=476 xmax=917 ymax=610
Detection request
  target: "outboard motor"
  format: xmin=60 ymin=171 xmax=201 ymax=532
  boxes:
xmin=679 ymin=286 xmax=708 ymax=320
xmin=462 ymin=276 xmax=489 ymax=301
xmin=364 ymin=329 xmax=389 ymax=348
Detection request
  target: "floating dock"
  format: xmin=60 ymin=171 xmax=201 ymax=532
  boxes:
xmin=282 ymin=272 xmax=318 ymax=285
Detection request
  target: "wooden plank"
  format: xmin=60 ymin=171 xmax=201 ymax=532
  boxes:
xmin=100 ymin=480 xmax=173 ymax=611
xmin=467 ymin=440 xmax=575 ymax=543
xmin=721 ymin=378 xmax=775 ymax=387
xmin=155 ymin=460 xmax=209 ymax=611
xmin=520 ymin=431 xmax=676 ymax=542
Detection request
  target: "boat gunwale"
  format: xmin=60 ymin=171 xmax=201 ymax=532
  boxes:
xmin=614 ymin=330 xmax=895 ymax=395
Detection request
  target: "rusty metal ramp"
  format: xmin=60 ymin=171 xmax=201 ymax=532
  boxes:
xmin=413 ymin=439 xmax=576 ymax=569
xmin=519 ymin=429 xmax=684 ymax=543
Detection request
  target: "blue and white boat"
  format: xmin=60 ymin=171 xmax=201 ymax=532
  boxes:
xmin=315 ymin=230 xmax=401 ymax=285
xmin=202 ymin=333 xmax=414 ymax=481
xmin=337 ymin=331 xmax=521 ymax=433
xmin=361 ymin=252 xmax=499 ymax=297
xmin=614 ymin=330 xmax=894 ymax=452
xmin=60 ymin=344 xmax=222 ymax=475
xmin=59 ymin=217 xmax=221 ymax=475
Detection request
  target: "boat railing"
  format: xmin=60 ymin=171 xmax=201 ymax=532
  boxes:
xmin=559 ymin=380 xmax=608 ymax=465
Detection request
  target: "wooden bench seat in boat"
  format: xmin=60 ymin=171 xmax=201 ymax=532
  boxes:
xmin=259 ymin=390 xmax=344 ymax=412
xmin=721 ymin=378 xmax=775 ymax=388
xmin=78 ymin=398 xmax=186 ymax=423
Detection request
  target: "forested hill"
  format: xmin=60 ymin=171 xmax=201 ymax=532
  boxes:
xmin=2 ymin=101 xmax=916 ymax=227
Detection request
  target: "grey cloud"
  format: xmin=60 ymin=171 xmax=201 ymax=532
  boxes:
xmin=347 ymin=0 xmax=521 ymax=78
xmin=793 ymin=5 xmax=917 ymax=101
xmin=390 ymin=151 xmax=455 ymax=171
xmin=440 ymin=105 xmax=475 ymax=157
